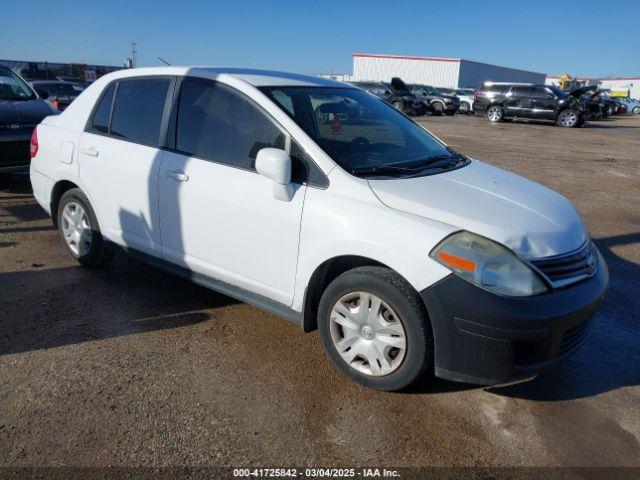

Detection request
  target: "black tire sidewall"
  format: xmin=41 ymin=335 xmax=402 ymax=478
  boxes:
xmin=57 ymin=189 xmax=107 ymax=266
xmin=318 ymin=268 xmax=432 ymax=391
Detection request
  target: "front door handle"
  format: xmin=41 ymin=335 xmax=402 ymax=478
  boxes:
xmin=82 ymin=147 xmax=99 ymax=157
xmin=166 ymin=170 xmax=189 ymax=182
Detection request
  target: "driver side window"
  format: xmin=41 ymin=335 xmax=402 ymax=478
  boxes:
xmin=176 ymin=79 xmax=285 ymax=171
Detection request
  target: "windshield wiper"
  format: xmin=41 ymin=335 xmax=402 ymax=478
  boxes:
xmin=351 ymin=165 xmax=417 ymax=176
xmin=352 ymin=152 xmax=467 ymax=177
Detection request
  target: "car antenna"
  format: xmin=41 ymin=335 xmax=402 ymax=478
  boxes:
xmin=158 ymin=57 xmax=171 ymax=66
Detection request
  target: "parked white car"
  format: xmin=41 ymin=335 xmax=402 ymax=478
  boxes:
xmin=30 ymin=67 xmax=608 ymax=391
xmin=440 ymin=87 xmax=475 ymax=113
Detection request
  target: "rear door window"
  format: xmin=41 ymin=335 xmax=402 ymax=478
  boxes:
xmin=110 ymin=78 xmax=171 ymax=146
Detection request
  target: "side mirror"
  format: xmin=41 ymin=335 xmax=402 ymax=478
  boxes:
xmin=255 ymin=148 xmax=294 ymax=202
xmin=36 ymin=89 xmax=49 ymax=99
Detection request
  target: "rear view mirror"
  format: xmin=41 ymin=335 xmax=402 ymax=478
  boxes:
xmin=255 ymin=148 xmax=294 ymax=202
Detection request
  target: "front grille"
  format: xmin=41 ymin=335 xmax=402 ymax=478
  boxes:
xmin=0 ymin=140 xmax=30 ymax=165
xmin=531 ymin=242 xmax=597 ymax=288
xmin=559 ymin=320 xmax=592 ymax=356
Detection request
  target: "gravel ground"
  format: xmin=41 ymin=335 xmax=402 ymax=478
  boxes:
xmin=0 ymin=114 xmax=639 ymax=472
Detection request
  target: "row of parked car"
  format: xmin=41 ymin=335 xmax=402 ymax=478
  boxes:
xmin=473 ymin=82 xmax=639 ymax=128
xmin=350 ymin=75 xmax=639 ymax=128
xmin=348 ymin=78 xmax=475 ymax=117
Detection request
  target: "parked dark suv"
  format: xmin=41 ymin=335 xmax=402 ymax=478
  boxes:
xmin=0 ymin=65 xmax=57 ymax=172
xmin=473 ymin=82 xmax=586 ymax=127
xmin=409 ymin=84 xmax=459 ymax=115
xmin=352 ymin=78 xmax=427 ymax=116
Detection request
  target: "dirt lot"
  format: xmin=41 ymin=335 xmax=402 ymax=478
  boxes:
xmin=1 ymin=114 xmax=639 ymax=471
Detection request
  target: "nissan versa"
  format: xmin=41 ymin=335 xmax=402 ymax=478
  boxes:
xmin=29 ymin=68 xmax=608 ymax=391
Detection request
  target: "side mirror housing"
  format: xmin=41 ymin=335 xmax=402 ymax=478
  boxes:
xmin=36 ymin=89 xmax=49 ymax=99
xmin=255 ymin=148 xmax=294 ymax=202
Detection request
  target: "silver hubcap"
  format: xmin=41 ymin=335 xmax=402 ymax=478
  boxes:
xmin=62 ymin=201 xmax=92 ymax=256
xmin=560 ymin=111 xmax=576 ymax=126
xmin=329 ymin=292 xmax=407 ymax=377
xmin=488 ymin=107 xmax=501 ymax=121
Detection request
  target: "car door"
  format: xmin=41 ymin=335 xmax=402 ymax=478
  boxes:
xmin=530 ymin=86 xmax=557 ymax=119
xmin=80 ymin=77 xmax=174 ymax=256
xmin=158 ymin=78 xmax=306 ymax=305
xmin=504 ymin=86 xmax=533 ymax=115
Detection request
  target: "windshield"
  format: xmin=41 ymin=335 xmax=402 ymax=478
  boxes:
xmin=0 ymin=67 xmax=36 ymax=101
xmin=261 ymin=86 xmax=464 ymax=177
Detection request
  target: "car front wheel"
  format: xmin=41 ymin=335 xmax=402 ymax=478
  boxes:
xmin=57 ymin=188 xmax=110 ymax=267
xmin=557 ymin=109 xmax=579 ymax=128
xmin=318 ymin=266 xmax=433 ymax=391
xmin=460 ymin=101 xmax=471 ymax=114
xmin=633 ymin=106 xmax=640 ymax=114
xmin=391 ymin=101 xmax=404 ymax=113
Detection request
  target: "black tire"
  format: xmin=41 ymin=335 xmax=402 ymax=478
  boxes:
xmin=431 ymin=101 xmax=444 ymax=115
xmin=556 ymin=109 xmax=579 ymax=128
xmin=633 ymin=106 xmax=640 ymax=114
xmin=459 ymin=101 xmax=471 ymax=114
xmin=318 ymin=266 xmax=433 ymax=391
xmin=57 ymin=188 xmax=111 ymax=267
xmin=486 ymin=105 xmax=504 ymax=122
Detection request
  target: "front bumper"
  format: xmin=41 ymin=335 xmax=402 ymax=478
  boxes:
xmin=1 ymin=131 xmax=32 ymax=171
xmin=421 ymin=249 xmax=609 ymax=385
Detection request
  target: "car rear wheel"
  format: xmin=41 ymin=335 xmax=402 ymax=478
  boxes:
xmin=633 ymin=106 xmax=640 ymax=114
xmin=318 ymin=266 xmax=433 ymax=391
xmin=431 ymin=102 xmax=444 ymax=115
xmin=557 ymin=109 xmax=579 ymax=128
xmin=486 ymin=106 xmax=503 ymax=122
xmin=57 ymin=188 xmax=110 ymax=267
xmin=460 ymin=101 xmax=471 ymax=114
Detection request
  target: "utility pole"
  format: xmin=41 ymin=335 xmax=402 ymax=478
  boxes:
xmin=131 ymin=42 xmax=138 ymax=68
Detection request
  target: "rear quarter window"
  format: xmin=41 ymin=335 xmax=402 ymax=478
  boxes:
xmin=90 ymin=83 xmax=116 ymax=134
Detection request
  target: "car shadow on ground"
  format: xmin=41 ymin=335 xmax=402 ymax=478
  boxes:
xmin=581 ymin=123 xmax=639 ymax=129
xmin=0 ymin=256 xmax=239 ymax=357
xmin=0 ymin=172 xmax=31 ymax=196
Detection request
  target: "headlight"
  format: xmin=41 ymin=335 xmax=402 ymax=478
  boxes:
xmin=430 ymin=231 xmax=548 ymax=297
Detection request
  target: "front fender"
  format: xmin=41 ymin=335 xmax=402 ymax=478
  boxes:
xmin=292 ymin=175 xmax=455 ymax=311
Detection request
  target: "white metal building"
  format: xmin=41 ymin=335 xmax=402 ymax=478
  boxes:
xmin=350 ymin=53 xmax=547 ymax=88
xmin=546 ymin=75 xmax=640 ymax=99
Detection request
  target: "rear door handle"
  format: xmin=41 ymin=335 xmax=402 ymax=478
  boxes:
xmin=82 ymin=147 xmax=99 ymax=157
xmin=166 ymin=170 xmax=189 ymax=182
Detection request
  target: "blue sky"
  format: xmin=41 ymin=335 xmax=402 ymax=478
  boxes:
xmin=1 ymin=0 xmax=639 ymax=78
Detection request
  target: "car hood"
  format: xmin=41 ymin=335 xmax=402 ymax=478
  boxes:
xmin=0 ymin=98 xmax=54 ymax=125
xmin=368 ymin=160 xmax=588 ymax=259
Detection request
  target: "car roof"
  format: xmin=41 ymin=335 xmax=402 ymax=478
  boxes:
xmin=97 ymin=66 xmax=347 ymax=88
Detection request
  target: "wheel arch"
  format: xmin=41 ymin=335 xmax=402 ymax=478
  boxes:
xmin=302 ymin=254 xmax=411 ymax=332
xmin=50 ymin=180 xmax=81 ymax=228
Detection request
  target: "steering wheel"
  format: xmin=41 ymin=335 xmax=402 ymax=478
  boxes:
xmin=349 ymin=137 xmax=370 ymax=149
